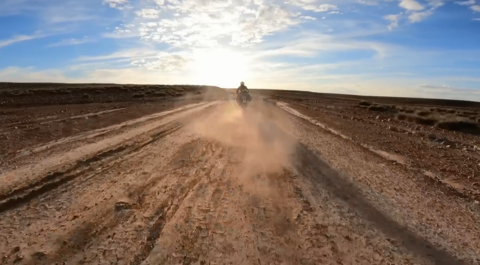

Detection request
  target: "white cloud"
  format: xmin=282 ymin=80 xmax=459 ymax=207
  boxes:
xmin=426 ymin=0 xmax=444 ymax=8
xmin=358 ymin=0 xmax=379 ymax=6
xmin=289 ymin=0 xmax=338 ymax=12
xmin=122 ymin=1 xmax=302 ymax=48
xmin=0 ymin=67 xmax=70 ymax=83
xmin=471 ymin=5 xmax=480 ymax=11
xmin=135 ymin=9 xmax=160 ymax=19
xmin=417 ymin=84 xmax=480 ymax=97
xmin=131 ymin=52 xmax=190 ymax=71
xmin=103 ymin=0 xmax=130 ymax=10
xmin=0 ymin=34 xmax=43 ymax=49
xmin=455 ymin=0 xmax=475 ymax=5
xmin=384 ymin=14 xmax=402 ymax=30
xmin=46 ymin=37 xmax=93 ymax=48
xmin=409 ymin=9 xmax=435 ymax=22
xmin=304 ymin=4 xmax=339 ymax=12
xmin=474 ymin=18 xmax=480 ymax=21
xmin=399 ymin=0 xmax=424 ymax=11
xmin=77 ymin=48 xmax=158 ymax=61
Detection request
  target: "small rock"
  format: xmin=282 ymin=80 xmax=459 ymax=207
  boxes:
xmin=474 ymin=201 xmax=479 ymax=205
xmin=31 ymin=252 xmax=47 ymax=261
xmin=428 ymin=134 xmax=437 ymax=140
xmin=13 ymin=254 xmax=24 ymax=263
xmin=388 ymin=126 xmax=399 ymax=132
xmin=12 ymin=246 xmax=20 ymax=253
xmin=376 ymin=116 xmax=380 ymax=120
xmin=115 ymin=201 xmax=132 ymax=211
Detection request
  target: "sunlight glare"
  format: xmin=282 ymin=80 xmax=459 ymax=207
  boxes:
xmin=192 ymin=49 xmax=250 ymax=88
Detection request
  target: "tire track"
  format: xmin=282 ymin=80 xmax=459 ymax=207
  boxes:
xmin=0 ymin=124 xmax=182 ymax=214
xmin=128 ymin=140 xmax=231 ymax=264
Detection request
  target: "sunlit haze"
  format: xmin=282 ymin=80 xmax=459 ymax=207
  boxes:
xmin=1 ymin=0 xmax=480 ymax=100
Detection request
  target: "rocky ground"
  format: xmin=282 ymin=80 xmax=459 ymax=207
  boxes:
xmin=0 ymin=83 xmax=479 ymax=265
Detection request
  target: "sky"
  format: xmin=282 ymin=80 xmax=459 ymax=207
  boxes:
xmin=1 ymin=0 xmax=480 ymax=101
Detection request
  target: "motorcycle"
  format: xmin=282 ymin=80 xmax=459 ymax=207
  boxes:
xmin=236 ymin=90 xmax=251 ymax=108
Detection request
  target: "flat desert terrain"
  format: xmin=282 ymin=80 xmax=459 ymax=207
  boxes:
xmin=1 ymin=83 xmax=479 ymax=265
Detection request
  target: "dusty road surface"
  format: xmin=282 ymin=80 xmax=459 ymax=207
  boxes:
xmin=1 ymin=98 xmax=479 ymax=265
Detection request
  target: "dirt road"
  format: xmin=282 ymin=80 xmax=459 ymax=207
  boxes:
xmin=1 ymin=99 xmax=479 ymax=265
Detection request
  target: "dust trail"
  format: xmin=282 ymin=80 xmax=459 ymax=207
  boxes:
xmin=189 ymin=100 xmax=297 ymax=194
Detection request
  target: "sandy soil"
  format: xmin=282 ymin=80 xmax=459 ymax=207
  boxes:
xmin=0 ymin=90 xmax=479 ymax=264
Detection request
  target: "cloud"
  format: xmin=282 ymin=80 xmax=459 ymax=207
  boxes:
xmin=474 ymin=18 xmax=480 ymax=21
xmin=103 ymin=0 xmax=131 ymax=10
xmin=77 ymin=48 xmax=158 ymax=61
xmin=455 ymin=0 xmax=475 ymax=5
xmin=0 ymin=66 xmax=182 ymax=84
xmin=131 ymin=52 xmax=190 ymax=71
xmin=289 ymin=0 xmax=338 ymax=12
xmin=304 ymin=4 xmax=339 ymax=12
xmin=0 ymin=34 xmax=43 ymax=49
xmin=409 ymin=9 xmax=435 ymax=22
xmin=417 ymin=84 xmax=480 ymax=97
xmin=357 ymin=0 xmax=379 ymax=6
xmin=384 ymin=14 xmax=402 ymax=30
xmin=123 ymin=1 xmax=302 ymax=48
xmin=300 ymin=16 xmax=317 ymax=20
xmin=0 ymin=67 xmax=70 ymax=83
xmin=426 ymin=0 xmax=444 ymax=8
xmin=135 ymin=9 xmax=160 ymax=19
xmin=46 ymin=37 xmax=93 ymax=48
xmin=471 ymin=5 xmax=480 ymax=11
xmin=399 ymin=0 xmax=424 ymax=11
xmin=419 ymin=84 xmax=453 ymax=89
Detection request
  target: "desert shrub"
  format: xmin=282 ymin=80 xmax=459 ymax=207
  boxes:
xmin=446 ymin=109 xmax=456 ymax=113
xmin=404 ymin=109 xmax=414 ymax=114
xmin=152 ymin=92 xmax=166 ymax=97
xmin=437 ymin=121 xmax=479 ymax=132
xmin=359 ymin=101 xmax=372 ymax=107
xmin=397 ymin=114 xmax=407 ymax=121
xmin=463 ymin=111 xmax=478 ymax=116
xmin=386 ymin=105 xmax=396 ymax=110
xmin=367 ymin=105 xmax=388 ymax=112
xmin=132 ymin=93 xmax=146 ymax=98
xmin=469 ymin=116 xmax=476 ymax=121
xmin=415 ymin=117 xmax=437 ymax=126
xmin=82 ymin=94 xmax=91 ymax=99
xmin=416 ymin=110 xmax=431 ymax=117
xmin=396 ymin=113 xmax=437 ymax=126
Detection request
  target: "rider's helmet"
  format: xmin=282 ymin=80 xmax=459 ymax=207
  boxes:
xmin=241 ymin=81 xmax=245 ymax=86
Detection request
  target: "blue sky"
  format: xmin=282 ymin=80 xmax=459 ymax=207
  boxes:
xmin=1 ymin=0 xmax=480 ymax=100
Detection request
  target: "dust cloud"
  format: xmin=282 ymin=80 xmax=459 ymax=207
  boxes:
xmin=189 ymin=99 xmax=298 ymax=194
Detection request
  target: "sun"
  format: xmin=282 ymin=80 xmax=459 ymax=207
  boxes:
xmin=192 ymin=49 xmax=250 ymax=88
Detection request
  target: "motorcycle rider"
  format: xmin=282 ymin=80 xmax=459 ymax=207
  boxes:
xmin=236 ymin=81 xmax=251 ymax=101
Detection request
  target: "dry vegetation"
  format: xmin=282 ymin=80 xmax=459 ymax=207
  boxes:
xmin=359 ymin=101 xmax=480 ymax=134
xmin=0 ymin=83 xmax=226 ymax=107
